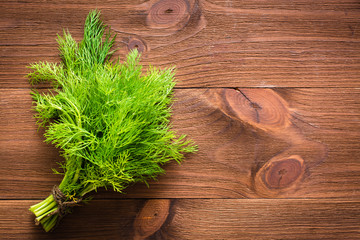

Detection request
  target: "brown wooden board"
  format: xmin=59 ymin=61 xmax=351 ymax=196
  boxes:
xmin=1 ymin=0 xmax=360 ymax=238
xmin=1 ymin=0 xmax=360 ymax=88
xmin=1 ymin=88 xmax=359 ymax=199
xmin=0 ymin=199 xmax=359 ymax=239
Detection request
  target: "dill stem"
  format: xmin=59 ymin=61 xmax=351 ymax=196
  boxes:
xmin=29 ymin=195 xmax=53 ymax=212
xmin=80 ymin=183 xmax=96 ymax=196
xmin=35 ymin=199 xmax=57 ymax=217
xmin=43 ymin=215 xmax=58 ymax=232
xmin=30 ymin=195 xmax=54 ymax=216
xmin=71 ymin=159 xmax=82 ymax=185
xmin=29 ymin=194 xmax=59 ymax=232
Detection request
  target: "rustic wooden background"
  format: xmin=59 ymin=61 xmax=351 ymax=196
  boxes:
xmin=1 ymin=0 xmax=360 ymax=239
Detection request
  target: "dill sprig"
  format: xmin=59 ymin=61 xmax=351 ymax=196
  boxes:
xmin=28 ymin=10 xmax=196 ymax=232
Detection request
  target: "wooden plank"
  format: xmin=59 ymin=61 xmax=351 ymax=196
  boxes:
xmin=1 ymin=0 xmax=360 ymax=88
xmin=0 ymin=199 xmax=359 ymax=239
xmin=0 ymin=199 xmax=141 ymax=239
xmin=1 ymin=88 xmax=359 ymax=199
xmin=1 ymin=0 xmax=359 ymax=239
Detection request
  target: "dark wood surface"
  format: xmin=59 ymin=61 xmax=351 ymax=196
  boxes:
xmin=1 ymin=0 xmax=359 ymax=239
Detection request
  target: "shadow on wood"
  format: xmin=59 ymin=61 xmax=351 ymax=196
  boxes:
xmin=133 ymin=199 xmax=173 ymax=240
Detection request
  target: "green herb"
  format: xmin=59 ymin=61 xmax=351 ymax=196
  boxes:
xmin=28 ymin=10 xmax=196 ymax=232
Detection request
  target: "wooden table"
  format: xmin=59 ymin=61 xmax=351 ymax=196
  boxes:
xmin=1 ymin=0 xmax=360 ymax=239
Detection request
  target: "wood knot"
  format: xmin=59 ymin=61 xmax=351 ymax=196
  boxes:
xmin=133 ymin=199 xmax=171 ymax=239
xmin=146 ymin=0 xmax=190 ymax=29
xmin=127 ymin=37 xmax=147 ymax=54
xmin=263 ymin=157 xmax=303 ymax=189
xmin=223 ymin=89 xmax=291 ymax=131
xmin=254 ymin=155 xmax=305 ymax=196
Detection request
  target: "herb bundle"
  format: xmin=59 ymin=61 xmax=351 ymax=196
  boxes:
xmin=28 ymin=10 xmax=196 ymax=232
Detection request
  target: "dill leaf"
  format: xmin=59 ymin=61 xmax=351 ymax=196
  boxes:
xmin=28 ymin=9 xmax=196 ymax=232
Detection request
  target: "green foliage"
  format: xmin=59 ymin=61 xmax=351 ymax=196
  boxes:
xmin=28 ymin=10 xmax=196 ymax=232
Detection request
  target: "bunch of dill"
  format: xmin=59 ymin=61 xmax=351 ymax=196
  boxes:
xmin=28 ymin=10 xmax=196 ymax=232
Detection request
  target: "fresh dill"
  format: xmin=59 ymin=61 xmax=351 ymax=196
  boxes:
xmin=28 ymin=10 xmax=196 ymax=232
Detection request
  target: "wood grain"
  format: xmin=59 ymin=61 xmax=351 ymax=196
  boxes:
xmin=1 ymin=199 xmax=359 ymax=239
xmin=1 ymin=0 xmax=360 ymax=87
xmin=1 ymin=88 xmax=359 ymax=199
xmin=1 ymin=0 xmax=360 ymax=238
